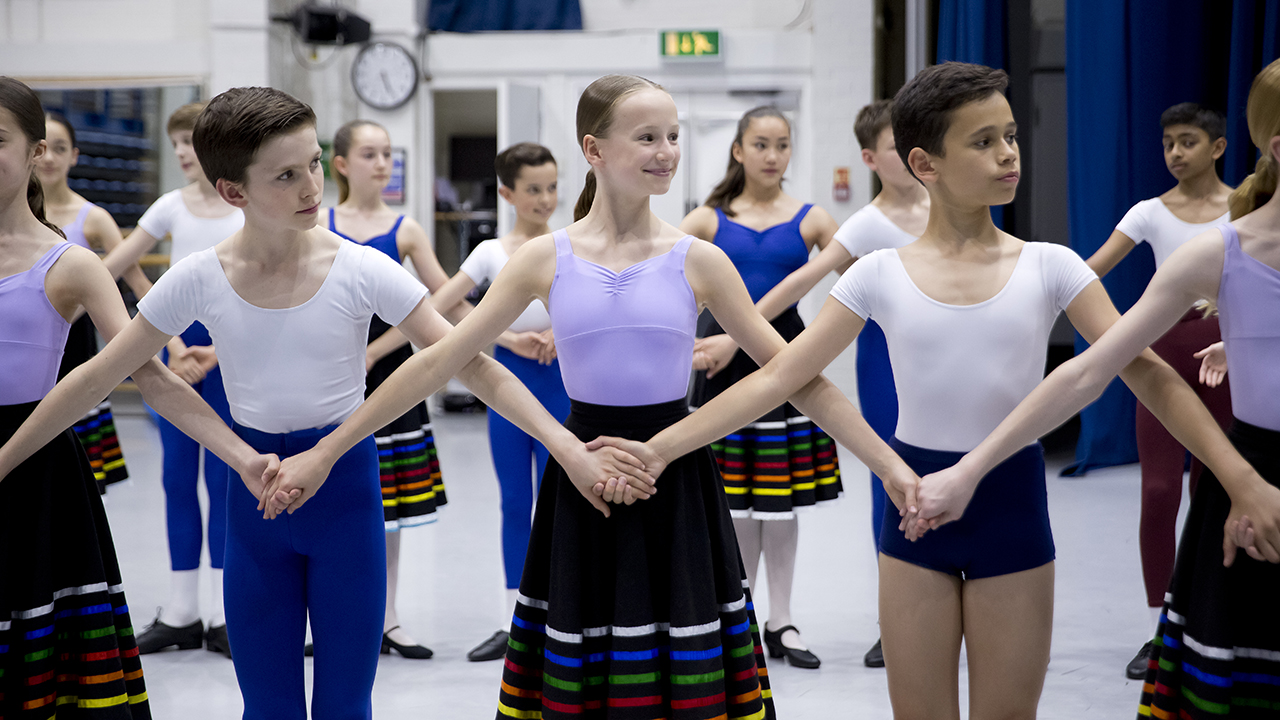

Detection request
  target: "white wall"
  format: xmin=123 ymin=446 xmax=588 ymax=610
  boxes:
xmin=580 ymin=0 xmax=809 ymax=31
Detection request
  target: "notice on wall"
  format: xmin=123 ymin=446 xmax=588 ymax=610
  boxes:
xmin=383 ymin=148 xmax=406 ymax=205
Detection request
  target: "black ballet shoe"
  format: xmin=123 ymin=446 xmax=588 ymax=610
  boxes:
xmin=136 ymin=609 xmax=204 ymax=655
xmin=381 ymin=626 xmax=433 ymax=659
xmin=863 ymin=638 xmax=885 ymax=668
xmin=1126 ymin=640 xmax=1156 ymax=680
xmin=763 ymin=624 xmax=821 ymax=669
xmin=205 ymin=624 xmax=232 ymax=660
xmin=467 ymin=630 xmax=510 ymax=662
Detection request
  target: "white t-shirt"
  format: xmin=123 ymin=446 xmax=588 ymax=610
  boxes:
xmin=1114 ymin=198 xmax=1230 ymax=269
xmin=136 ymin=189 xmax=244 ymax=266
xmin=830 ymin=242 xmax=1097 ymax=452
xmin=138 ymin=241 xmax=427 ymax=433
xmin=458 ymin=239 xmax=551 ymax=334
xmin=833 ymin=204 xmax=918 ymax=259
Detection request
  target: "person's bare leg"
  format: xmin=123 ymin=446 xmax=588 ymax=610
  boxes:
xmin=963 ymin=562 xmax=1054 ymax=720
xmin=879 ymin=554 xmax=963 ymax=720
xmin=734 ymin=517 xmax=764 ymax=589
xmin=383 ymin=531 xmax=418 ymax=645
xmin=761 ymin=517 xmax=805 ymax=649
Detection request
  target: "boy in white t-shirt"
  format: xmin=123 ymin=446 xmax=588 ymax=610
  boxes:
xmin=103 ymin=102 xmax=247 ymax=660
xmin=1084 ymin=102 xmax=1236 ymax=680
xmin=750 ymin=100 xmax=929 ymax=668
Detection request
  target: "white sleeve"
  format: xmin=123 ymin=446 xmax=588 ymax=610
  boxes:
xmin=356 ymin=245 xmax=429 ymax=326
xmin=828 ymin=249 xmax=881 ymax=320
xmin=1113 ymin=201 xmax=1149 ymax=246
xmin=1041 ymin=243 xmax=1099 ymax=311
xmin=832 ymin=211 xmax=868 ymax=258
xmin=135 ymin=191 xmax=178 ymax=239
xmin=458 ymin=240 xmax=497 ymax=285
xmin=135 ymin=252 xmax=202 ymax=336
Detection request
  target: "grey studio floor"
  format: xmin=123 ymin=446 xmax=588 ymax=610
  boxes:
xmin=101 ymin=343 xmax=1182 ymax=719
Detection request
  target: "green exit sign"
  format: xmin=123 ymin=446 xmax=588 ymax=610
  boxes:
xmin=660 ymin=30 xmax=721 ymax=59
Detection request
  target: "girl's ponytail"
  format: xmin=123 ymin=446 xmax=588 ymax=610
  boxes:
xmin=27 ymin=173 xmax=66 ymax=238
xmin=574 ymin=169 xmax=597 ymax=222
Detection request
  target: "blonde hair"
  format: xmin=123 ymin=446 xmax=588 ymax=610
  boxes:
xmin=1229 ymin=58 xmax=1280 ymax=219
xmin=332 ymin=119 xmax=386 ymax=204
xmin=167 ymin=101 xmax=207 ymax=135
xmin=572 ymin=75 xmax=664 ymax=222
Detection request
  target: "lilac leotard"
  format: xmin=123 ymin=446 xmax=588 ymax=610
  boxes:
xmin=61 ymin=203 xmax=93 ymax=250
xmin=0 ymin=243 xmax=75 ymax=404
xmin=1216 ymin=223 xmax=1280 ymax=431
xmin=548 ymin=229 xmax=697 ymax=406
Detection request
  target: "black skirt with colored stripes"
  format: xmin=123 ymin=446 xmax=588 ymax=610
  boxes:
xmin=366 ymin=317 xmax=446 ymax=530
xmin=60 ymin=315 xmax=129 ymax=493
xmin=498 ymin=400 xmax=776 ymax=720
xmin=692 ymin=307 xmax=842 ymax=519
xmin=0 ymin=401 xmax=151 ymax=719
xmin=1138 ymin=419 xmax=1280 ymax=719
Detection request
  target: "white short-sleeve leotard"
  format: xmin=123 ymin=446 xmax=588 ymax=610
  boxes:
xmin=1114 ymin=198 xmax=1229 ymax=269
xmin=137 ymin=241 xmax=427 ymax=433
xmin=829 ymin=242 xmax=1097 ymax=452
xmin=136 ymin=189 xmax=245 ymax=266
xmin=458 ymin=239 xmax=551 ymax=333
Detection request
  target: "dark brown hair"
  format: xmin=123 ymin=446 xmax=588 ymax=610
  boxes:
xmin=854 ymin=100 xmax=894 ymax=151
xmin=496 ymin=142 xmax=556 ymax=189
xmin=331 ymin=119 xmax=386 ymax=204
xmin=573 ymin=74 xmax=664 ymax=222
xmin=44 ymin=111 xmax=76 ymax=149
xmin=1160 ymin=102 xmax=1226 ymax=141
xmin=193 ymin=87 xmax=316 ymax=185
xmin=892 ymin=62 xmax=1009 ymax=179
xmin=703 ymin=106 xmax=791 ymax=217
xmin=167 ymin=101 xmax=208 ymax=136
xmin=1229 ymin=59 xmax=1280 ymax=219
xmin=0 ymin=77 xmax=65 ymax=237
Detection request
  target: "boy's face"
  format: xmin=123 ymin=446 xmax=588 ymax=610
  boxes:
xmin=922 ymin=92 xmax=1019 ymax=207
xmin=1162 ymin=124 xmax=1224 ymax=181
xmin=499 ymin=161 xmax=557 ymax=225
xmin=222 ymin=124 xmax=323 ymax=230
xmin=169 ymin=130 xmax=204 ymax=184
xmin=862 ymin=126 xmax=914 ymax=190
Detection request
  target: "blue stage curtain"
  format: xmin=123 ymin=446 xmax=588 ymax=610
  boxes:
xmin=428 ymin=0 xmax=582 ymax=32
xmin=1063 ymin=0 xmax=1275 ymax=474
xmin=936 ymin=0 xmax=1008 ymax=227
xmin=1225 ymin=0 xmax=1280 ymax=184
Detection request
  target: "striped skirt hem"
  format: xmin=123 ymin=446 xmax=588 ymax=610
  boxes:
xmin=704 ymin=411 xmax=842 ymax=519
xmin=73 ymin=401 xmax=129 ymax=494
xmin=378 ymin=420 xmax=447 ymax=530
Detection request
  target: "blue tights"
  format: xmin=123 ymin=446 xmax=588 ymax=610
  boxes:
xmin=225 ymin=424 xmax=384 ymax=720
xmin=159 ymin=323 xmax=231 ymax=571
xmin=491 ymin=346 xmax=570 ymax=589
xmin=857 ymin=319 xmax=898 ymax=551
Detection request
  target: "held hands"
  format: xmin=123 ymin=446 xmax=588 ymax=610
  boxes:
xmin=238 ymin=452 xmax=282 ymax=504
xmin=584 ymin=436 xmax=669 ymax=508
xmin=255 ymin=447 xmax=335 ymax=519
xmin=692 ymin=335 xmax=739 ymax=379
xmin=1223 ymin=480 xmax=1280 ymax=566
xmin=559 ymin=439 xmax=659 ymax=517
xmin=1193 ymin=342 xmax=1227 ymax=387
xmin=908 ymin=462 xmax=981 ymax=540
xmin=167 ymin=346 xmax=207 ymax=385
xmin=502 ymin=331 xmax=557 ymax=365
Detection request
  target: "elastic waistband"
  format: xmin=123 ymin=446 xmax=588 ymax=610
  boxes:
xmin=889 ymin=436 xmax=1042 ymax=466
xmin=1230 ymin=417 xmax=1280 ymax=446
xmin=0 ymin=401 xmax=40 ymax=434
xmin=233 ymin=422 xmax=340 ymax=444
xmin=567 ymin=398 xmax=688 ymax=431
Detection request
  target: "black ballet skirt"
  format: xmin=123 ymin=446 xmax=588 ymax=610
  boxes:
xmin=692 ymin=307 xmax=842 ymax=519
xmin=1137 ymin=419 xmax=1280 ymax=719
xmin=59 ymin=315 xmax=128 ymax=493
xmin=496 ymin=399 xmax=775 ymax=720
xmin=366 ymin=316 xmax=447 ymax=530
xmin=1 ymin=401 xmax=151 ymax=718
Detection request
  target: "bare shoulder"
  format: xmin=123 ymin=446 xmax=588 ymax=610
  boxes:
xmin=800 ymin=204 xmax=839 ymax=242
xmin=398 ymin=216 xmax=429 ymax=244
xmin=680 ymin=205 xmax=720 ymax=241
xmin=45 ymin=243 xmax=112 ymax=298
xmin=85 ymin=204 xmax=122 ymax=236
xmin=684 ymin=235 xmax=734 ymax=276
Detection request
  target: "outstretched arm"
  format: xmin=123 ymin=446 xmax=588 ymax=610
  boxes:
xmin=1084 ymin=229 xmax=1136 ymax=278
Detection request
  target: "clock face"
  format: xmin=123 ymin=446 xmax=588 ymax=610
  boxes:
xmin=352 ymin=42 xmax=419 ymax=110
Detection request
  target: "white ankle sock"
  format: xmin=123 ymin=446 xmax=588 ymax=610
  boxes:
xmin=1149 ymin=605 xmax=1163 ymax=631
xmin=209 ymin=569 xmax=225 ymax=628
xmin=505 ymin=588 xmax=520 ymax=623
xmin=166 ymin=570 xmax=201 ymax=626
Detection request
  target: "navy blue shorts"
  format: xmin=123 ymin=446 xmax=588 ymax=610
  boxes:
xmin=879 ymin=438 xmax=1055 ymax=580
